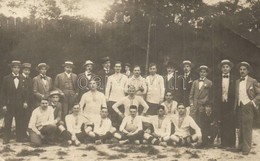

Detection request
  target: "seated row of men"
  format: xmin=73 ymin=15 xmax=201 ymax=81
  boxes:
xmin=28 ymin=95 xmax=204 ymax=147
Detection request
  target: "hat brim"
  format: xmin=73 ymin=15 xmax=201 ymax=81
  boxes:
xmin=217 ymin=62 xmax=234 ymax=70
xmin=83 ymin=63 xmax=94 ymax=67
xmin=62 ymin=64 xmax=75 ymax=68
xmin=236 ymin=63 xmax=252 ymax=72
xmin=36 ymin=65 xmax=50 ymax=71
xmin=180 ymin=62 xmax=194 ymax=68
xmin=196 ymin=67 xmax=211 ymax=73
xmin=8 ymin=63 xmax=22 ymax=67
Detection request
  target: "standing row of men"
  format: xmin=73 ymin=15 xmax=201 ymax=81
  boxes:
xmin=1 ymin=57 xmax=260 ymax=155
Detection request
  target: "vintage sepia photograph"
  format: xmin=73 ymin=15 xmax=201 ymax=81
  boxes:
xmin=0 ymin=0 xmax=260 ymax=160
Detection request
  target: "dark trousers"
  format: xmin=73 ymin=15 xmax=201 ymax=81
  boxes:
xmin=60 ymin=130 xmax=87 ymax=143
xmin=202 ymin=125 xmax=218 ymax=145
xmin=28 ymin=125 xmax=57 ymax=146
xmin=62 ymin=92 xmax=76 ymax=121
xmin=146 ymin=102 xmax=159 ymax=115
xmin=119 ymin=130 xmax=144 ymax=142
xmin=237 ymin=102 xmax=254 ymax=153
xmin=4 ymin=104 xmax=25 ymax=141
xmin=220 ymin=102 xmax=235 ymax=147
xmin=107 ymin=101 xmax=124 ymax=129
xmin=22 ymin=107 xmax=32 ymax=138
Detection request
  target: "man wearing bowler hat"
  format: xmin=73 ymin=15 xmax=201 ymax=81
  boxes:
xmin=33 ymin=63 xmax=53 ymax=107
xmin=214 ymin=60 xmax=236 ymax=147
xmin=54 ymin=61 xmax=78 ymax=120
xmin=77 ymin=60 xmax=97 ymax=99
xmin=189 ymin=65 xmax=213 ymax=127
xmin=235 ymin=62 xmax=260 ymax=155
xmin=1 ymin=61 xmax=28 ymax=144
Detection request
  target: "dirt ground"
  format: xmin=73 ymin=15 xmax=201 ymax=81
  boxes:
xmin=0 ymin=129 xmax=260 ymax=161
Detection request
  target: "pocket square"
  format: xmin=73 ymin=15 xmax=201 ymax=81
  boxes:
xmin=249 ymin=86 xmax=253 ymax=90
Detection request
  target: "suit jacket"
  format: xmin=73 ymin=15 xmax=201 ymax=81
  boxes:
xmin=163 ymin=74 xmax=181 ymax=102
xmin=77 ymin=72 xmax=98 ymax=98
xmin=33 ymin=75 xmax=53 ymax=101
xmin=20 ymin=74 xmax=33 ymax=107
xmin=1 ymin=74 xmax=26 ymax=108
xmin=213 ymin=74 xmax=236 ymax=119
xmin=49 ymin=101 xmax=62 ymax=123
xmin=189 ymin=78 xmax=213 ymax=109
xmin=235 ymin=76 xmax=260 ymax=110
xmin=54 ymin=72 xmax=78 ymax=94
xmin=97 ymin=69 xmax=114 ymax=93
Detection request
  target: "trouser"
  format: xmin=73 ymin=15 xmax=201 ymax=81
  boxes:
xmin=201 ymin=125 xmax=218 ymax=145
xmin=146 ymin=102 xmax=159 ymax=115
xmin=143 ymin=133 xmax=170 ymax=145
xmin=22 ymin=107 xmax=32 ymax=138
xmin=107 ymin=101 xmax=124 ymax=129
xmin=170 ymin=134 xmax=199 ymax=146
xmin=190 ymin=105 xmax=205 ymax=127
xmin=28 ymin=125 xmax=57 ymax=146
xmin=62 ymin=92 xmax=77 ymax=121
xmin=60 ymin=130 xmax=87 ymax=143
xmin=116 ymin=130 xmax=144 ymax=142
xmin=4 ymin=104 xmax=25 ymax=141
xmin=237 ymin=102 xmax=254 ymax=153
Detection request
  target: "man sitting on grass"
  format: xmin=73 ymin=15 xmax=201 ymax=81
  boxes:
xmin=143 ymin=105 xmax=171 ymax=147
xmin=170 ymin=104 xmax=202 ymax=147
xmin=114 ymin=105 xmax=144 ymax=144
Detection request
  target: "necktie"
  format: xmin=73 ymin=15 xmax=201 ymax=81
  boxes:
xmin=199 ymin=79 xmax=204 ymax=82
xmin=223 ymin=75 xmax=229 ymax=78
xmin=41 ymin=75 xmax=47 ymax=80
xmin=240 ymin=77 xmax=245 ymax=81
xmin=13 ymin=76 xmax=19 ymax=79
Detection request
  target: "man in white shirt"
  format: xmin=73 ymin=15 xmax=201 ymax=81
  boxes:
xmin=113 ymin=85 xmax=149 ymax=119
xmin=146 ymin=63 xmax=165 ymax=115
xmin=125 ymin=65 xmax=147 ymax=98
xmin=170 ymin=104 xmax=202 ymax=146
xmin=84 ymin=107 xmax=116 ymax=144
xmin=79 ymin=80 xmax=107 ymax=121
xmin=235 ymin=62 xmax=260 ymax=155
xmin=114 ymin=105 xmax=144 ymax=144
xmin=105 ymin=61 xmax=128 ymax=127
xmin=28 ymin=98 xmax=57 ymax=146
xmin=143 ymin=106 xmax=171 ymax=147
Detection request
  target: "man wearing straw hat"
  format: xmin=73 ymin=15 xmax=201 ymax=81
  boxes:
xmin=235 ymin=61 xmax=260 ymax=155
xmin=54 ymin=61 xmax=78 ymax=120
xmin=1 ymin=61 xmax=27 ymax=144
xmin=189 ymin=65 xmax=213 ymax=127
xmin=33 ymin=63 xmax=53 ymax=107
xmin=214 ymin=59 xmax=236 ymax=148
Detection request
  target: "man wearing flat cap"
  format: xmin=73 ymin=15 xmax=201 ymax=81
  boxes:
xmin=189 ymin=65 xmax=213 ymax=127
xmin=97 ymin=57 xmax=114 ymax=94
xmin=77 ymin=60 xmax=97 ymax=99
xmin=235 ymin=62 xmax=260 ymax=155
xmin=1 ymin=61 xmax=28 ymax=144
xmin=214 ymin=60 xmax=236 ymax=148
xmin=179 ymin=60 xmax=197 ymax=107
xmin=33 ymin=63 xmax=53 ymax=107
xmin=54 ymin=61 xmax=78 ymax=120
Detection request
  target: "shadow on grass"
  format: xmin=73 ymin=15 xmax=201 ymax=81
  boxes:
xmin=110 ymin=144 xmax=160 ymax=155
xmin=5 ymin=158 xmax=24 ymax=161
xmin=185 ymin=150 xmax=200 ymax=159
xmin=16 ymin=149 xmax=46 ymax=157
xmin=0 ymin=145 xmax=15 ymax=153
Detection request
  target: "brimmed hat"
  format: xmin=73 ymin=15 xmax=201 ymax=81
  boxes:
xmin=22 ymin=63 xmax=32 ymax=69
xmin=62 ymin=61 xmax=75 ymax=68
xmin=36 ymin=63 xmax=49 ymax=71
xmin=218 ymin=59 xmax=234 ymax=69
xmin=196 ymin=65 xmax=211 ymax=73
xmin=101 ymin=56 xmax=110 ymax=64
xmin=8 ymin=60 xmax=22 ymax=67
xmin=180 ymin=60 xmax=194 ymax=68
xmin=166 ymin=61 xmax=178 ymax=69
xmin=83 ymin=60 xmax=94 ymax=67
xmin=237 ymin=61 xmax=252 ymax=72
xmin=49 ymin=90 xmax=61 ymax=98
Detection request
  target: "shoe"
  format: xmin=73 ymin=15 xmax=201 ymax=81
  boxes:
xmin=74 ymin=140 xmax=81 ymax=146
xmin=134 ymin=140 xmax=140 ymax=145
xmin=119 ymin=140 xmax=129 ymax=145
xmin=95 ymin=140 xmax=102 ymax=145
xmin=159 ymin=142 xmax=167 ymax=147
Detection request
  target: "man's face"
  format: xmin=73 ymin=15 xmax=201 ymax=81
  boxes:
xmin=221 ymin=64 xmax=231 ymax=74
xmin=72 ymin=106 xmax=81 ymax=114
xmin=199 ymin=69 xmax=208 ymax=78
xmin=64 ymin=66 xmax=73 ymax=73
xmin=167 ymin=67 xmax=174 ymax=74
xmin=114 ymin=63 xmax=122 ymax=73
xmin=22 ymin=68 xmax=30 ymax=76
xmin=125 ymin=66 xmax=130 ymax=71
xmin=12 ymin=65 xmax=20 ymax=74
xmin=100 ymin=108 xmax=108 ymax=118
xmin=183 ymin=64 xmax=191 ymax=73
xmin=205 ymin=106 xmax=212 ymax=114
xmin=133 ymin=67 xmax=141 ymax=77
xmin=149 ymin=66 xmax=157 ymax=75
xmin=177 ymin=106 xmax=186 ymax=116
xmin=128 ymin=86 xmax=136 ymax=95
xmin=165 ymin=92 xmax=172 ymax=101
xmin=89 ymin=80 xmax=97 ymax=90
xmin=85 ymin=64 xmax=93 ymax=72
xmin=158 ymin=108 xmax=165 ymax=117
xmin=130 ymin=109 xmax=137 ymax=117
xmin=240 ymin=66 xmax=249 ymax=77
xmin=103 ymin=61 xmax=110 ymax=69
xmin=39 ymin=67 xmax=47 ymax=75
xmin=41 ymin=100 xmax=49 ymax=109
xmin=51 ymin=95 xmax=60 ymax=104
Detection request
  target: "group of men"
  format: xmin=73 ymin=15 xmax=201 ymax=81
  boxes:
xmin=1 ymin=57 xmax=260 ymax=156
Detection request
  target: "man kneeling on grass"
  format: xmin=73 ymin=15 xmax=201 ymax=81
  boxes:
xmin=60 ymin=104 xmax=90 ymax=146
xmin=28 ymin=97 xmax=57 ymax=147
xmin=114 ymin=105 xmax=144 ymax=144
xmin=170 ymin=104 xmax=202 ymax=147
xmin=84 ymin=107 xmax=116 ymax=144
xmin=143 ymin=105 xmax=171 ymax=147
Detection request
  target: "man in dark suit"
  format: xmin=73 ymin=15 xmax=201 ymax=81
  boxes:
xmin=214 ymin=60 xmax=236 ymax=148
xmin=235 ymin=62 xmax=260 ymax=155
xmin=179 ymin=60 xmax=197 ymax=107
xmin=33 ymin=63 xmax=53 ymax=107
xmin=20 ymin=63 xmax=33 ymax=141
xmin=54 ymin=61 xmax=78 ymax=120
xmin=1 ymin=61 xmax=28 ymax=144
xmin=189 ymin=65 xmax=213 ymax=127
xmin=163 ymin=62 xmax=181 ymax=103
xmin=97 ymin=57 xmax=114 ymax=94
xmin=77 ymin=60 xmax=97 ymax=99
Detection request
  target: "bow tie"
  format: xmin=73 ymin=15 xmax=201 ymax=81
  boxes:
xmin=86 ymin=73 xmax=91 ymax=76
xmin=240 ymin=77 xmax=245 ymax=81
xmin=223 ymin=75 xmax=229 ymax=78
xmin=41 ymin=76 xmax=47 ymax=80
xmin=199 ymin=79 xmax=204 ymax=82
xmin=13 ymin=76 xmax=19 ymax=79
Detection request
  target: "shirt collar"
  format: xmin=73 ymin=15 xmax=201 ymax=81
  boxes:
xmin=222 ymin=73 xmax=230 ymax=76
xmin=65 ymin=72 xmax=71 ymax=76
xmin=22 ymin=73 xmax=27 ymax=78
xmin=185 ymin=71 xmax=190 ymax=76
xmin=199 ymin=77 xmax=206 ymax=81
xmin=85 ymin=71 xmax=91 ymax=75
xmin=12 ymin=73 xmax=19 ymax=77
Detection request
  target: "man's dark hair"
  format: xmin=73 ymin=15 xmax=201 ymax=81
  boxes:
xmin=149 ymin=63 xmax=157 ymax=68
xmin=129 ymin=105 xmax=138 ymax=110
